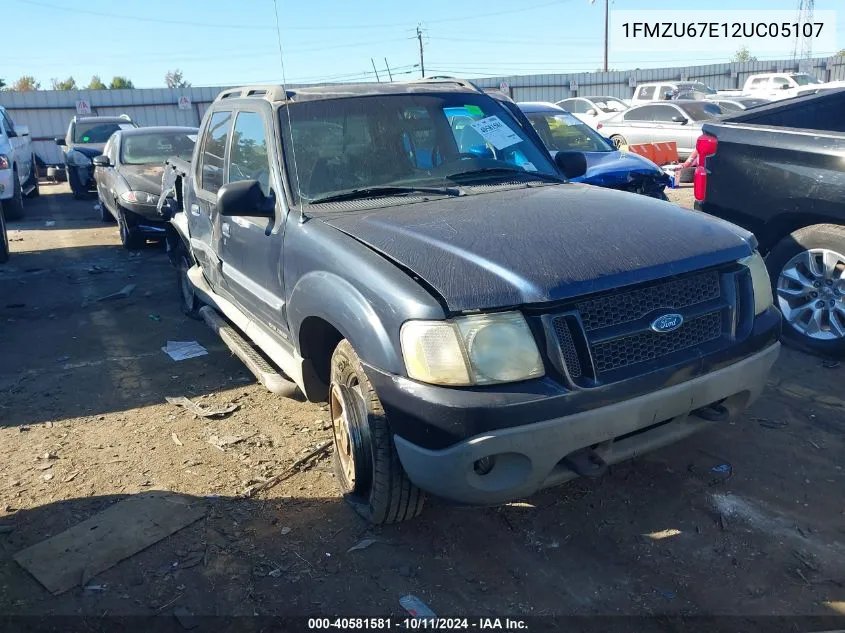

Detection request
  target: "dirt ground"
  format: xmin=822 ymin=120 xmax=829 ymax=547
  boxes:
xmin=1 ymin=183 xmax=844 ymax=623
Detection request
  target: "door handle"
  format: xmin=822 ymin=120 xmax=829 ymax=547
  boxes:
xmin=190 ymin=204 xmax=201 ymax=217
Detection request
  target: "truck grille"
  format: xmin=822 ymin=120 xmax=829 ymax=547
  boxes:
xmin=590 ymin=311 xmax=722 ymax=374
xmin=550 ymin=268 xmax=737 ymax=380
xmin=577 ymin=271 xmax=720 ymax=332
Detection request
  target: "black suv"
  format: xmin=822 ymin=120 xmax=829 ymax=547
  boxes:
xmin=160 ymin=80 xmax=781 ymax=524
xmin=56 ymin=114 xmax=138 ymax=199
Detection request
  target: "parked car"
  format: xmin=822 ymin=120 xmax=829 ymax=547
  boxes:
xmin=598 ymin=100 xmax=724 ymax=159
xmin=0 ymin=105 xmax=38 ymax=221
xmin=554 ymin=96 xmax=628 ymax=129
xmin=710 ymin=97 xmax=771 ymax=113
xmin=159 ymin=80 xmax=780 ymax=524
xmin=631 ymin=81 xmax=717 ymax=105
xmin=741 ymin=72 xmax=827 ymax=101
xmin=694 ymin=88 xmax=845 ymax=356
xmin=56 ymin=114 xmax=138 ymax=199
xmin=518 ymin=102 xmax=669 ymax=198
xmin=93 ymin=126 xmax=197 ymax=250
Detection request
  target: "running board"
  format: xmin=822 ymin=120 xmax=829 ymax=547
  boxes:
xmin=199 ymin=306 xmax=298 ymax=397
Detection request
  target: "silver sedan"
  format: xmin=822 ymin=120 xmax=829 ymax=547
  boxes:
xmin=597 ymin=100 xmax=724 ymax=159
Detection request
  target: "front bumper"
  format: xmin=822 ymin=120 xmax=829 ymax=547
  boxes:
xmin=393 ymin=342 xmax=779 ymax=505
xmin=0 ymin=168 xmax=13 ymax=200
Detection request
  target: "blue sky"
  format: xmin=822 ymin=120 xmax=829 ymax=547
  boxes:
xmin=3 ymin=0 xmax=843 ymax=89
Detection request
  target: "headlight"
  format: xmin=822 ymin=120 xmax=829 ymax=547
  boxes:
xmin=0 ymin=155 xmax=9 ymax=170
xmin=400 ymin=311 xmax=544 ymax=386
xmin=740 ymin=251 xmax=773 ymax=315
xmin=67 ymin=151 xmax=92 ymax=167
xmin=120 ymin=191 xmax=159 ymax=205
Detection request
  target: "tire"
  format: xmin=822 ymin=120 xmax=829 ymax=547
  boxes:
xmin=117 ymin=208 xmax=145 ymax=250
xmin=0 ymin=205 xmax=9 ymax=264
xmin=766 ymin=224 xmax=845 ymax=358
xmin=610 ymin=134 xmax=627 ymax=149
xmin=329 ymin=339 xmax=425 ymax=524
xmin=678 ymin=166 xmax=695 ymax=184
xmin=25 ymin=156 xmax=40 ymax=198
xmin=1 ymin=168 xmax=24 ymax=221
xmin=176 ymin=246 xmax=202 ymax=319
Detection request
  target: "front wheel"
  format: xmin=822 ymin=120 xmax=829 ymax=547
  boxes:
xmin=117 ymin=208 xmax=145 ymax=250
xmin=329 ymin=339 xmax=425 ymax=524
xmin=767 ymin=224 xmax=845 ymax=357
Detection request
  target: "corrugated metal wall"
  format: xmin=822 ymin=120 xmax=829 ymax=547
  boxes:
xmin=2 ymin=55 xmax=843 ymax=163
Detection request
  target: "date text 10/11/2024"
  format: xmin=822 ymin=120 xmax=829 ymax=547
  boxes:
xmin=307 ymin=618 xmax=528 ymax=630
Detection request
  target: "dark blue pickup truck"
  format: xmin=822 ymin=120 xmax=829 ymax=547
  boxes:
xmin=159 ymin=79 xmax=781 ymax=524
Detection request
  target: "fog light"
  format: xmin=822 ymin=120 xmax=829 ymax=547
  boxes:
xmin=473 ymin=456 xmax=496 ymax=476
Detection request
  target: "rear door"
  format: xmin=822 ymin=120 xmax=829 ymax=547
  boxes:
xmin=219 ymin=107 xmax=288 ymax=334
xmin=192 ymin=109 xmax=233 ymax=291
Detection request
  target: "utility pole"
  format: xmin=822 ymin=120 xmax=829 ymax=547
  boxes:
xmin=603 ymin=0 xmax=609 ymax=72
xmin=384 ymin=57 xmax=393 ymax=82
xmin=416 ymin=24 xmax=425 ymax=78
xmin=371 ymin=58 xmax=381 ymax=82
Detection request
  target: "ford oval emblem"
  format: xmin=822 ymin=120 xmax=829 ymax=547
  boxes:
xmin=651 ymin=313 xmax=684 ymax=333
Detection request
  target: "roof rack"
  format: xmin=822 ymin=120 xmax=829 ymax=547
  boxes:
xmin=214 ymin=85 xmax=290 ymax=103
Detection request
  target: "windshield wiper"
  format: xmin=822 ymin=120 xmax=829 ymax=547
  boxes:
xmin=309 ymin=185 xmax=462 ymax=204
xmin=446 ymin=167 xmax=564 ymax=184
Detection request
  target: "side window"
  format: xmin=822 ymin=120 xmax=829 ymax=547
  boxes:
xmin=624 ymin=105 xmax=654 ymax=121
xmin=108 ymin=137 xmax=119 ymax=163
xmin=557 ymin=99 xmax=577 ymax=112
xmin=569 ymin=100 xmax=588 ymax=114
xmin=228 ymin=111 xmax=270 ymax=195
xmin=102 ymin=138 xmax=113 ymax=162
xmin=653 ymin=105 xmax=680 ymax=122
xmin=772 ymin=77 xmax=790 ymax=89
xmin=199 ymin=110 xmax=232 ymax=194
xmin=636 ymin=86 xmax=656 ymax=100
xmin=750 ymin=77 xmax=768 ymax=88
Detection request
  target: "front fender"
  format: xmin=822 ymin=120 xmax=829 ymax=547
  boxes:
xmin=288 ymin=271 xmax=403 ymax=375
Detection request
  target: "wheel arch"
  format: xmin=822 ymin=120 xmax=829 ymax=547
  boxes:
xmin=759 ymin=214 xmax=845 ymax=255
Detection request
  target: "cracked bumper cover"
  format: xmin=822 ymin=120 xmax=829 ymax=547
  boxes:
xmin=391 ymin=342 xmax=780 ymax=505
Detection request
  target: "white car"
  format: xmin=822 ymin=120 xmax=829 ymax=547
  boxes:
xmin=554 ymin=96 xmax=629 ymax=129
xmin=0 ymin=105 xmax=38 ymax=221
xmin=630 ymin=81 xmax=718 ymax=105
xmin=741 ymin=73 xmax=829 ymax=100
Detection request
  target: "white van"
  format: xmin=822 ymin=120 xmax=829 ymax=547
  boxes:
xmin=741 ymin=73 xmax=824 ymax=100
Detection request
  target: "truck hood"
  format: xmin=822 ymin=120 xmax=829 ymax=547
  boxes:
xmin=319 ymin=184 xmax=755 ymax=312
xmin=120 ymin=164 xmax=164 ymax=194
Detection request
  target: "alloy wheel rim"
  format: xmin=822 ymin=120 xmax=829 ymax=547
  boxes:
xmin=329 ymin=382 xmax=359 ymax=489
xmin=777 ymin=248 xmax=845 ymax=341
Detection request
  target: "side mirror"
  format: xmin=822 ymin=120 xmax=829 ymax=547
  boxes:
xmin=92 ymin=155 xmax=111 ymax=167
xmin=585 ymin=108 xmax=598 ymax=117
xmin=781 ymin=84 xmax=791 ymax=90
xmin=5 ymin=128 xmax=17 ymax=138
xmin=217 ymin=179 xmax=274 ymax=218
xmin=671 ymin=116 xmax=688 ymax=124
xmin=16 ymin=125 xmax=30 ymax=137
xmin=554 ymin=151 xmax=588 ymax=180
xmin=55 ymin=137 xmax=67 ymax=146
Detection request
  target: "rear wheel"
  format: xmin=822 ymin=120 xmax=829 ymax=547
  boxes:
xmin=0 ymin=205 xmax=9 ymax=264
xmin=117 ymin=208 xmax=145 ymax=250
xmin=2 ymin=168 xmax=24 ymax=221
xmin=329 ymin=339 xmax=425 ymax=524
xmin=609 ymin=134 xmax=627 ymax=149
xmin=767 ymin=224 xmax=845 ymax=357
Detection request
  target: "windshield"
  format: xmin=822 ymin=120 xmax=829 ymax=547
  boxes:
xmin=679 ymin=102 xmax=723 ymax=120
xmin=791 ymin=74 xmax=821 ymax=86
xmin=120 ymin=131 xmax=197 ymax=165
xmin=525 ymin=111 xmax=612 ymax=153
xmin=74 ymin=121 xmax=135 ymax=144
xmin=280 ymin=93 xmax=559 ymax=204
xmin=590 ymin=97 xmax=628 ymax=113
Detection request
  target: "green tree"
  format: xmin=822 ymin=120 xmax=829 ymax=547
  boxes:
xmin=0 ymin=78 xmax=6 ymax=90
xmin=731 ymin=46 xmax=758 ymax=63
xmin=109 ymin=76 xmax=135 ymax=89
xmin=51 ymin=76 xmax=77 ymax=90
xmin=10 ymin=75 xmax=40 ymax=91
xmin=87 ymin=75 xmax=107 ymax=90
xmin=837 ymin=49 xmax=845 ymax=58
xmin=165 ymin=69 xmax=190 ymax=89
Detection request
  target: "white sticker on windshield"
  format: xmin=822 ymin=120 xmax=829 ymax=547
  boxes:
xmin=469 ymin=115 xmax=521 ymax=150
xmin=522 ymin=161 xmax=538 ymax=172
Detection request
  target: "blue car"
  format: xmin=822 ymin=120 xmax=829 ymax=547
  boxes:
xmin=518 ymin=102 xmax=670 ymax=199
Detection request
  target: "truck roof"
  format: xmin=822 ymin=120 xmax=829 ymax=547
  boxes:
xmin=214 ymin=78 xmax=484 ymax=104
